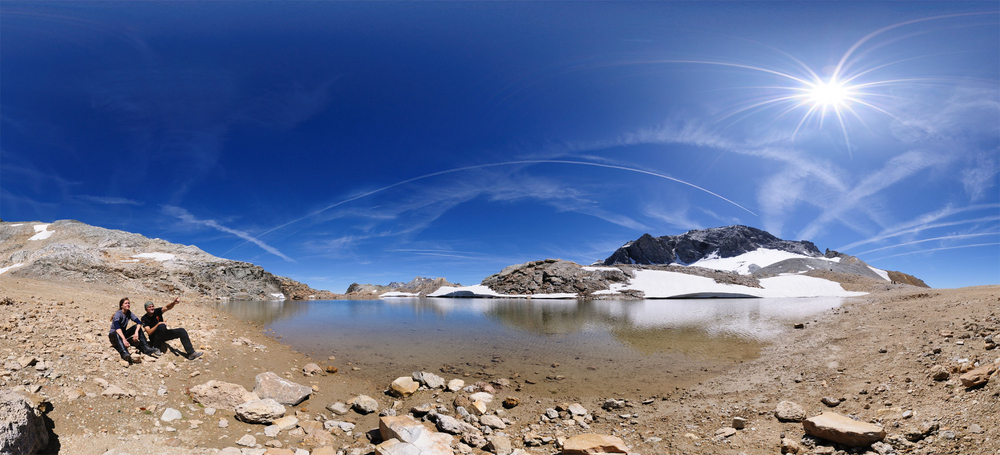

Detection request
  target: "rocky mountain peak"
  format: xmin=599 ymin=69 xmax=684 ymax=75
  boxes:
xmin=605 ymin=225 xmax=822 ymax=266
xmin=0 ymin=220 xmax=334 ymax=300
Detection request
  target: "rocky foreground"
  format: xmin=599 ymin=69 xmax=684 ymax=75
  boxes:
xmin=1 ymin=276 xmax=998 ymax=455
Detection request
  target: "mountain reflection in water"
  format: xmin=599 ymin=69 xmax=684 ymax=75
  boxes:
xmin=215 ymin=296 xmax=847 ymax=396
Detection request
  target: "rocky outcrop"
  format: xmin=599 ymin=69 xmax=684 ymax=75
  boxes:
xmin=0 ymin=220 xmax=337 ymax=300
xmin=482 ymin=259 xmax=629 ymax=296
xmin=345 ymin=276 xmax=459 ymax=297
xmin=0 ymin=390 xmax=49 ymax=455
xmin=605 ymin=225 xmax=821 ymax=266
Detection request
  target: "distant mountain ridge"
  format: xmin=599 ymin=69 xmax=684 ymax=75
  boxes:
xmin=0 ymin=220 xmax=336 ymax=300
xmin=604 ymin=225 xmax=821 ymax=266
xmin=345 ymin=276 xmax=460 ymax=297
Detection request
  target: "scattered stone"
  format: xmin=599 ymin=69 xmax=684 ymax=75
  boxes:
xmin=780 ymin=437 xmax=802 ymax=454
xmin=774 ymin=401 xmax=807 ymax=422
xmin=414 ymin=371 xmax=446 ymax=389
xmin=447 ymin=379 xmax=465 ymax=392
xmin=601 ymin=399 xmax=625 ymax=410
xmin=502 ymin=397 xmax=519 ymax=409
xmin=235 ymin=398 xmax=286 ymax=424
xmin=929 ymin=365 xmax=950 ymax=381
xmin=326 ymin=366 xmax=338 ymax=374
xmin=486 ymin=434 xmax=512 ymax=455
xmin=480 ymin=415 xmax=506 ymax=430
xmin=219 ymin=418 xmax=229 ymax=428
xmin=352 ymin=395 xmax=379 ymax=414
xmin=205 ymin=407 xmax=217 ymax=416
xmin=820 ymin=397 xmax=841 ymax=407
xmin=390 ymin=377 xmax=419 ymax=397
xmin=567 ymin=403 xmax=587 ymax=416
xmin=253 ymin=372 xmax=313 ymax=406
xmin=264 ymin=425 xmax=280 ymax=438
xmin=302 ymin=363 xmax=323 ymax=375
xmin=376 ymin=415 xmax=454 ymax=455
xmin=715 ymin=427 xmax=737 ymax=438
xmin=101 ymin=385 xmax=130 ymax=399
xmin=469 ymin=400 xmax=488 ymax=416
xmin=189 ymin=380 xmax=259 ymax=410
xmin=732 ymin=417 xmax=746 ymax=429
xmin=218 ymin=448 xmax=242 ymax=455
xmin=327 ymin=402 xmax=350 ymax=415
xmin=0 ymin=390 xmax=49 ymax=455
xmin=969 ymin=424 xmax=984 ymax=434
xmin=959 ymin=364 xmax=996 ymax=388
xmin=272 ymin=415 xmax=298 ymax=431
xmin=435 ymin=415 xmax=475 ymax=435
xmin=803 ymin=412 xmax=886 ymax=447
xmin=562 ymin=433 xmax=630 ymax=454
xmin=469 ymin=392 xmax=493 ymax=403
xmin=236 ymin=434 xmax=257 ymax=447
xmin=161 ymin=408 xmax=182 ymax=422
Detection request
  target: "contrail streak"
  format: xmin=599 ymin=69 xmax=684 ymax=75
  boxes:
xmin=869 ymin=242 xmax=1000 ymax=261
xmin=223 ymin=159 xmax=757 ymax=256
xmin=855 ymin=232 xmax=1000 ymax=255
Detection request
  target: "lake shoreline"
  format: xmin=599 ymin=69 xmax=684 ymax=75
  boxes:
xmin=1 ymin=276 xmax=997 ymax=454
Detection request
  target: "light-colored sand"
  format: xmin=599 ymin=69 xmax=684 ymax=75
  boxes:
xmin=1 ymin=276 xmax=997 ymax=454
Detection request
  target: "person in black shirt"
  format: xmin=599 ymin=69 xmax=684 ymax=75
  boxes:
xmin=141 ymin=297 xmax=203 ymax=360
xmin=109 ymin=297 xmax=161 ymax=362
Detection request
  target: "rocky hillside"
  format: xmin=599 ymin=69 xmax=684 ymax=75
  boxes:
xmin=0 ymin=220 xmax=337 ymax=300
xmin=345 ymin=276 xmax=460 ymax=298
xmin=604 ymin=225 xmax=821 ymax=265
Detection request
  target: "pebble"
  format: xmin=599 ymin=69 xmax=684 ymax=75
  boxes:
xmin=161 ymin=408 xmax=182 ymax=422
xmin=236 ymin=434 xmax=257 ymax=447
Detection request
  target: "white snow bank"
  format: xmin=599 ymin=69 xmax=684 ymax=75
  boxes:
xmin=428 ymin=285 xmax=504 ymax=298
xmin=690 ymin=248 xmax=837 ymax=275
xmin=269 ymin=293 xmax=286 ymax=300
xmin=0 ymin=263 xmax=24 ymax=275
xmin=381 ymin=292 xmax=420 ymax=298
xmin=9 ymin=223 xmax=23 ymax=227
xmin=29 ymin=224 xmax=54 ymax=241
xmin=605 ymin=270 xmax=865 ymax=299
xmin=867 ymin=266 xmax=890 ymax=281
xmin=119 ymin=259 xmax=140 ymax=263
xmin=582 ymin=266 xmax=619 ymax=272
xmin=133 ymin=253 xmax=176 ymax=262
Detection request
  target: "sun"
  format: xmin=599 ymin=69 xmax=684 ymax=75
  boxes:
xmin=805 ymin=79 xmax=854 ymax=108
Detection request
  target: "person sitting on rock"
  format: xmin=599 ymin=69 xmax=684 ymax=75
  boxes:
xmin=141 ymin=297 xmax=203 ymax=360
xmin=109 ymin=297 xmax=161 ymax=362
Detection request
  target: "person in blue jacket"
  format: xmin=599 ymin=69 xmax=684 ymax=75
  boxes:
xmin=109 ymin=297 xmax=160 ymax=362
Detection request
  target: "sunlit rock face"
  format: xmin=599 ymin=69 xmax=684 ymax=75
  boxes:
xmin=604 ymin=225 xmax=821 ymax=266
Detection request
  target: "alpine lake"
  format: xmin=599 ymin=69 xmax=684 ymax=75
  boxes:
xmin=214 ymin=296 xmax=848 ymax=397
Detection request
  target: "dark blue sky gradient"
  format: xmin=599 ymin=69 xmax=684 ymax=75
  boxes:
xmin=2 ymin=2 xmax=998 ymax=291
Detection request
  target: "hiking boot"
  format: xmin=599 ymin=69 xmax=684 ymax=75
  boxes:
xmin=186 ymin=351 xmax=203 ymax=360
xmin=145 ymin=348 xmax=162 ymax=358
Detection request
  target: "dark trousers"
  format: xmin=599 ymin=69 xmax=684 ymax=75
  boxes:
xmin=109 ymin=326 xmax=155 ymax=360
xmin=149 ymin=326 xmax=194 ymax=355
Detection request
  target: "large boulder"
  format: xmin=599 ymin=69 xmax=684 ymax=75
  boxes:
xmin=562 ymin=434 xmax=630 ymax=454
xmin=235 ymin=398 xmax=286 ymax=424
xmin=803 ymin=412 xmax=886 ymax=447
xmin=0 ymin=390 xmax=49 ymax=455
xmin=253 ymin=372 xmax=312 ymax=406
xmin=376 ymin=415 xmax=454 ymax=455
xmin=189 ymin=380 xmax=259 ymax=410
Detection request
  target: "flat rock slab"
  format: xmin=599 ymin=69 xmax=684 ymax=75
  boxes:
xmin=803 ymin=412 xmax=886 ymax=447
xmin=254 ymin=372 xmax=312 ymax=406
xmin=377 ymin=415 xmax=454 ymax=455
xmin=235 ymin=398 xmax=286 ymax=424
xmin=190 ymin=380 xmax=259 ymax=410
xmin=959 ymin=364 xmax=997 ymax=388
xmin=562 ymin=433 xmax=630 ymax=454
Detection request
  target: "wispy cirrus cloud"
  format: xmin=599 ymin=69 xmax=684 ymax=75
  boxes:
xmin=76 ymin=195 xmax=143 ymax=206
xmin=838 ymin=203 xmax=1000 ymax=252
xmin=162 ymin=205 xmax=294 ymax=262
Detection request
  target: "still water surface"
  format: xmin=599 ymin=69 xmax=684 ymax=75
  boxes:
xmin=215 ymin=297 xmax=846 ymax=396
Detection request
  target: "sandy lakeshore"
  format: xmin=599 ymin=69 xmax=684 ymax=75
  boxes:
xmin=1 ymin=276 xmax=997 ymax=455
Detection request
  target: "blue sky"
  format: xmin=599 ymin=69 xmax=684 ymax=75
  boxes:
xmin=2 ymin=2 xmax=997 ymax=291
